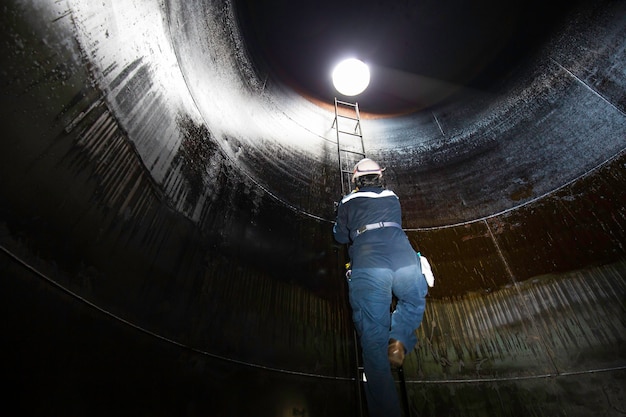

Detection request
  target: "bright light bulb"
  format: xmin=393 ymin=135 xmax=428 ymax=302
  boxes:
xmin=332 ymin=58 xmax=370 ymax=96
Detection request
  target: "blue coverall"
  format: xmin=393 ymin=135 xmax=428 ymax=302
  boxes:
xmin=333 ymin=186 xmax=428 ymax=417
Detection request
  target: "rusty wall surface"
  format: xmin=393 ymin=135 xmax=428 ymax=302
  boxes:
xmin=0 ymin=0 xmax=624 ymax=416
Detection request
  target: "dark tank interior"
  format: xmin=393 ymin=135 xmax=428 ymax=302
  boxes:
xmin=1 ymin=0 xmax=625 ymax=416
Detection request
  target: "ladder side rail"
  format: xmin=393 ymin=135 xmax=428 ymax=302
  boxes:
xmin=335 ymin=98 xmax=349 ymax=196
xmin=354 ymin=102 xmax=365 ymax=152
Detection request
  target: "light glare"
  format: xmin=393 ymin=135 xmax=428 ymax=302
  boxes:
xmin=332 ymin=58 xmax=370 ymax=96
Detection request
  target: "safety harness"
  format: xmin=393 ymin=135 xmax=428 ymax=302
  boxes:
xmin=339 ymin=190 xmax=403 ymax=241
xmin=351 ymin=221 xmax=402 ymax=240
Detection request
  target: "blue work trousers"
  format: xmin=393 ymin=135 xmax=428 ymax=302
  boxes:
xmin=348 ymin=265 xmax=428 ymax=417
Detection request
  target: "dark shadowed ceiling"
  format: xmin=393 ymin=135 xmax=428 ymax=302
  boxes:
xmin=236 ymin=0 xmax=579 ymax=113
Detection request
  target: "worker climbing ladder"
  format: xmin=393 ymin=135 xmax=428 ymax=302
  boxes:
xmin=332 ymin=98 xmax=366 ymax=196
xmin=332 ymin=97 xmax=412 ymax=417
xmin=332 ymin=97 xmax=367 ymax=416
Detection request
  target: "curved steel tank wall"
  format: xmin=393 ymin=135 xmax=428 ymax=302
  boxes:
xmin=1 ymin=0 xmax=624 ymax=416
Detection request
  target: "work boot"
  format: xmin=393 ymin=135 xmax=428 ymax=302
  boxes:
xmin=388 ymin=338 xmax=405 ymax=368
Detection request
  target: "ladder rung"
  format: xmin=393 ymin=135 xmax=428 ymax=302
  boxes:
xmin=337 ymin=130 xmax=362 ymax=137
xmin=337 ymin=114 xmax=359 ymax=121
xmin=339 ymin=148 xmax=366 ymax=155
xmin=336 ymin=99 xmax=358 ymax=107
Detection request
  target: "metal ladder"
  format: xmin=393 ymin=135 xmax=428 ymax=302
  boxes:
xmin=332 ymin=98 xmax=413 ymax=417
xmin=332 ymin=97 xmax=367 ymax=416
xmin=332 ymin=98 xmax=366 ymax=196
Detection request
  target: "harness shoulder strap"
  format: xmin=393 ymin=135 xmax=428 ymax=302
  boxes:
xmin=341 ymin=189 xmax=397 ymax=204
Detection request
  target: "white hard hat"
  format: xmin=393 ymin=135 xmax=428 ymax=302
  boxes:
xmin=352 ymin=158 xmax=384 ymax=182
